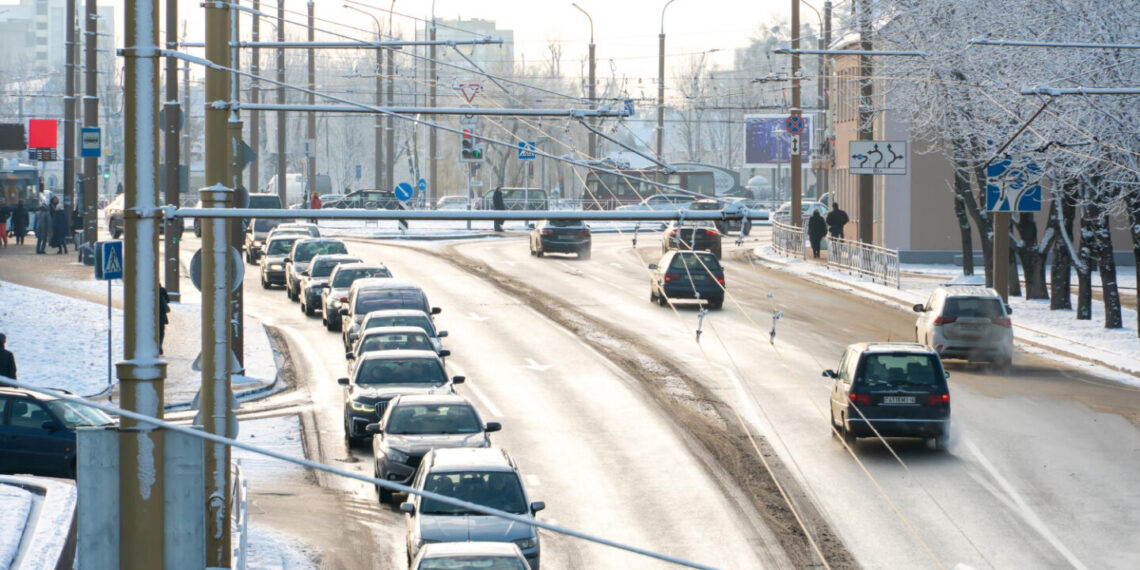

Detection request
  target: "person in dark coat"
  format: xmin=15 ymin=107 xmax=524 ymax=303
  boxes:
xmin=158 ymin=285 xmax=171 ymax=355
xmin=12 ymin=200 xmax=29 ymax=245
xmin=807 ymin=210 xmax=828 ymax=258
xmin=492 ymin=187 xmax=506 ymax=232
xmin=49 ymin=196 xmax=69 ymax=254
xmin=825 ymin=203 xmax=849 ymax=239
xmin=0 ymin=333 xmax=16 ymax=380
xmin=34 ymin=199 xmax=51 ymax=254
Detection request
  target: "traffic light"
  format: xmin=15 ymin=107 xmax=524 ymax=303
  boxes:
xmin=459 ymin=127 xmax=485 ymax=163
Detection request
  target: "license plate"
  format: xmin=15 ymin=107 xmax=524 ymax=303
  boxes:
xmin=882 ymin=396 xmax=915 ymax=404
xmin=691 ymin=274 xmax=706 ymax=281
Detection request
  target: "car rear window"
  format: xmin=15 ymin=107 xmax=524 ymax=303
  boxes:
xmin=548 ymin=219 xmax=584 ymax=228
xmin=364 ymin=315 xmax=435 ymax=335
xmin=248 ymin=195 xmax=282 ymax=209
xmin=668 ymin=252 xmax=722 ymax=271
xmin=332 ymin=266 xmax=392 ymax=287
xmin=858 ymin=353 xmax=943 ymax=390
xmin=266 ymin=238 xmax=299 ymax=255
xmin=294 ymin=241 xmax=348 ymax=262
xmin=943 ymin=297 xmax=1003 ymax=318
xmin=386 ymin=404 xmax=481 ymax=435
xmin=355 ymin=290 xmax=427 ymax=314
xmin=420 ymin=471 xmax=528 ymax=515
xmin=252 ymin=219 xmax=278 ymax=232
xmin=311 ymin=257 xmax=357 ymax=278
xmin=355 ymin=358 xmax=446 ymax=385
xmin=359 ymin=332 xmax=434 ymax=353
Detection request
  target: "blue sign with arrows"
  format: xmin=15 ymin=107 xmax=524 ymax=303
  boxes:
xmin=394 ymin=182 xmax=414 ymax=202
xmin=417 ymin=178 xmax=426 ymax=192
xmin=95 ymin=240 xmax=123 ymax=280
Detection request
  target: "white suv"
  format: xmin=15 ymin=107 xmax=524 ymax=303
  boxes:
xmin=913 ymin=286 xmax=1013 ymax=368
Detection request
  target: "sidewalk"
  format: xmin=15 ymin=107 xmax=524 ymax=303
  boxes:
xmin=753 ymin=244 xmax=1140 ymax=387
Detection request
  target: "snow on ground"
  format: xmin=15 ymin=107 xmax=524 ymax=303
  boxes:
xmin=0 ymin=484 xmax=32 ymax=569
xmin=752 ymin=245 xmax=1140 ymax=386
xmin=0 ymin=280 xmax=124 ymax=397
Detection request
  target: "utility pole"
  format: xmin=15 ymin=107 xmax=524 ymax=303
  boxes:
xmin=276 ymin=1 xmax=287 ymax=205
xmin=790 ymin=0 xmax=802 ymax=224
xmin=572 ymin=3 xmax=596 ymax=162
xmin=229 ymin=5 xmax=245 ymax=367
xmin=164 ymin=0 xmax=181 ymax=302
xmin=307 ymin=1 xmax=316 ymax=202
xmin=203 ymin=0 xmax=234 ymax=565
xmin=428 ymin=15 xmax=437 ymax=203
xmin=821 ymin=1 xmax=832 ymax=200
xmin=657 ymin=0 xmax=679 ymax=161
xmin=857 ymin=0 xmax=874 ymax=243
xmin=119 ymin=0 xmax=167 ymax=565
xmin=385 ymin=2 xmax=396 ymax=196
xmin=64 ymin=0 xmax=76 ymax=231
xmin=182 ymin=24 xmax=191 ymax=183
xmin=83 ymin=0 xmax=98 ymax=244
xmin=249 ymin=0 xmax=260 ymax=194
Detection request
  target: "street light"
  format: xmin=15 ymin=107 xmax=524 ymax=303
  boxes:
xmin=657 ymin=0 xmax=681 ymax=161
xmin=571 ymin=3 xmax=597 ymax=160
xmin=344 ymin=3 xmax=384 ymax=190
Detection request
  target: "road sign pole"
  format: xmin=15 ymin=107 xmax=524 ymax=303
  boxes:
xmin=107 ymin=278 xmax=112 ymax=397
xmin=790 ymin=0 xmax=802 ymax=226
xmin=993 ymin=211 xmax=1009 ymax=302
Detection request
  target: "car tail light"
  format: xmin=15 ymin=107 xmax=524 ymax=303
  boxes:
xmin=933 ymin=315 xmax=957 ymax=325
xmin=849 ymin=393 xmax=871 ymax=406
xmin=541 ymin=229 xmax=553 ymax=236
xmin=669 ymin=229 xmax=678 ymax=237
xmin=703 ymin=228 xmax=719 ymax=236
xmin=716 ymin=275 xmax=725 ymax=284
xmin=663 ymin=272 xmax=682 ymax=282
xmin=339 ymin=296 xmax=348 ymax=302
xmin=579 ymin=229 xmax=589 ymax=237
xmin=927 ymin=393 xmax=950 ymax=406
xmin=991 ymin=317 xmax=1011 ymax=327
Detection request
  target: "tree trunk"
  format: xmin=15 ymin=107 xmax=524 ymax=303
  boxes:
xmin=1050 ymin=189 xmax=1074 ymax=310
xmin=1094 ymin=214 xmax=1123 ymax=329
xmin=1008 ymin=242 xmax=1022 ymax=297
xmin=954 ymin=178 xmax=974 ymax=275
xmin=969 ymin=160 xmax=995 ymax=287
xmin=1126 ymin=192 xmax=1140 ymax=336
xmin=1077 ymin=202 xmax=1096 ymax=320
xmin=1016 ymin=212 xmax=1048 ymax=299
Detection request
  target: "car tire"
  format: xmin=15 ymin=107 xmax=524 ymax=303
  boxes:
xmin=304 ymin=301 xmax=315 ymax=316
xmin=379 ymin=484 xmax=393 ymax=504
xmin=650 ymin=289 xmax=658 ymax=303
xmin=579 ymin=248 xmax=591 ymax=260
xmin=657 ymin=292 xmax=668 ymax=307
xmin=326 ymin=315 xmax=340 ymax=332
xmin=260 ymin=275 xmax=270 ymax=289
xmin=928 ymin=431 xmax=949 ymax=451
xmin=536 ymin=248 xmax=544 ymax=258
xmin=709 ymin=296 xmax=724 ymax=310
xmin=300 ymin=300 xmax=307 ymax=314
xmin=344 ymin=420 xmax=362 ymax=449
xmin=841 ymin=415 xmax=857 ymax=447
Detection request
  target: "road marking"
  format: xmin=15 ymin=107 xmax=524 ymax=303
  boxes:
xmin=462 ymin=378 xmax=503 ymax=418
xmin=525 ymin=358 xmax=551 ymax=372
xmin=468 ymin=312 xmax=487 ymax=322
xmin=609 ymin=262 xmax=624 ymax=269
xmin=526 ymin=474 xmax=542 ymax=486
xmin=964 ymin=439 xmax=1089 ymax=570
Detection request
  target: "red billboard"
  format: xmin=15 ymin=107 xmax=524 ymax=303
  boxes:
xmin=28 ymin=119 xmax=58 ymax=149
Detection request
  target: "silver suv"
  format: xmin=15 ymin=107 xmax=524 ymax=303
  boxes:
xmin=401 ymin=448 xmax=544 ymax=568
xmin=913 ymin=286 xmax=1013 ymax=368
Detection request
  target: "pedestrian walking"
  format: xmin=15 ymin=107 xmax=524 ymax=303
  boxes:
xmin=49 ymin=196 xmax=69 ymax=254
xmin=826 ymin=203 xmax=849 ymax=239
xmin=808 ymin=209 xmax=828 ymax=258
xmin=0 ymin=200 xmax=9 ymax=247
xmin=12 ymin=200 xmax=28 ymax=245
xmin=158 ymin=285 xmax=171 ymax=355
xmin=34 ymin=199 xmax=51 ymax=254
xmin=492 ymin=187 xmax=506 ymax=232
xmin=309 ymin=191 xmax=322 ymax=224
xmin=0 ymin=333 xmax=16 ymax=380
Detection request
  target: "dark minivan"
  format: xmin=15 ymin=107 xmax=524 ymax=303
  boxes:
xmin=826 ymin=343 xmax=951 ymax=451
xmin=648 ymin=250 xmax=725 ymax=309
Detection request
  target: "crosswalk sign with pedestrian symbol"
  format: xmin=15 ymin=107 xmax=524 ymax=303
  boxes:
xmin=95 ymin=240 xmax=124 ymax=280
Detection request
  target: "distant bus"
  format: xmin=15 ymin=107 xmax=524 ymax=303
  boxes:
xmin=582 ymin=168 xmax=716 ymax=210
xmin=0 ymin=159 xmax=42 ymax=209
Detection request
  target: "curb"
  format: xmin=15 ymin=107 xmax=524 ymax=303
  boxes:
xmin=0 ymin=475 xmax=77 ymax=570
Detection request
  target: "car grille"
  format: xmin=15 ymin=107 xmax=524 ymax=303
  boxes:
xmin=406 ymin=454 xmax=424 ymax=469
xmin=374 ymin=400 xmax=389 ymax=416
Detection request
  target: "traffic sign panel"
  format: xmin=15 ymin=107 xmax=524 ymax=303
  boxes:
xmin=417 ymin=178 xmax=426 ymax=192
xmin=81 ymin=127 xmax=101 ymax=158
xmin=95 ymin=240 xmax=123 ymax=280
xmin=517 ymin=141 xmax=536 ymax=160
xmin=784 ymin=115 xmax=806 ymax=135
xmin=395 ymin=182 xmax=414 ymax=202
xmin=849 ymin=141 xmax=908 ymax=175
xmin=986 ymin=156 xmax=1042 ymax=212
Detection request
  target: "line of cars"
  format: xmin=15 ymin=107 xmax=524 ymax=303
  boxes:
xmin=248 ymin=225 xmax=546 ymax=569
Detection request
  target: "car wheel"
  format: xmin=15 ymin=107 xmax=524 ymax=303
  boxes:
xmin=928 ymin=431 xmax=950 ymax=451
xmin=260 ymin=275 xmax=270 ymax=289
xmin=579 ymin=248 xmax=591 ymax=260
xmin=326 ymin=315 xmax=340 ymax=332
xmin=657 ymin=292 xmax=668 ymax=307
xmin=709 ymin=296 xmax=724 ymax=310
xmin=379 ymin=484 xmax=393 ymax=504
xmin=536 ymin=248 xmax=544 ymax=258
xmin=304 ymin=301 xmax=315 ymax=316
xmin=841 ymin=415 xmax=857 ymax=447
xmin=344 ymin=420 xmax=362 ymax=449
xmin=650 ymin=289 xmax=658 ymax=303
xmin=299 ymin=300 xmax=307 ymax=314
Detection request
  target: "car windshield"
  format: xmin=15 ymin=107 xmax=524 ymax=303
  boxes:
xmin=278 ymin=225 xmax=319 ymax=237
xmin=248 ymin=195 xmax=282 ymax=209
xmin=944 ymin=297 xmax=1003 ymax=318
xmin=547 ymin=219 xmax=583 ymax=228
xmin=266 ymin=238 xmax=299 ymax=255
xmin=359 ymin=332 xmax=434 ymax=353
xmin=420 ymin=471 xmax=528 ymax=515
xmin=252 ymin=219 xmax=278 ymax=232
xmin=332 ymin=267 xmax=392 ymax=287
xmin=294 ymin=241 xmax=347 ymax=263
xmin=355 ymin=358 xmax=445 ymax=385
xmin=311 ymin=257 xmax=355 ymax=278
xmin=364 ymin=315 xmax=435 ymax=335
xmin=689 ymin=201 xmax=721 ymax=211
xmin=45 ymin=400 xmax=114 ymax=428
xmin=859 ymin=353 xmax=943 ymax=390
xmin=668 ymin=252 xmax=722 ymax=272
xmin=419 ymin=557 xmax=527 ymax=570
xmin=386 ymin=403 xmax=482 ymax=435
xmin=355 ymin=290 xmax=425 ymax=314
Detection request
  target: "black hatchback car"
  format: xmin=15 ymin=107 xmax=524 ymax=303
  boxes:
xmin=661 ymin=220 xmax=722 ymax=258
xmin=0 ymin=388 xmax=115 ymax=477
xmin=648 ymin=250 xmax=725 ymax=309
xmin=529 ymin=219 xmax=591 ymax=259
xmin=825 ymin=343 xmax=951 ymax=451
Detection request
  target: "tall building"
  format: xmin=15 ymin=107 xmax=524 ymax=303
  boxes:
xmin=0 ymin=0 xmax=114 ymax=73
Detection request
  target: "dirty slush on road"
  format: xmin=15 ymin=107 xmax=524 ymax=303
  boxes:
xmin=434 ymin=244 xmax=857 ymax=569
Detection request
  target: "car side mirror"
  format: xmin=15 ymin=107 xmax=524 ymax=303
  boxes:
xmin=1005 ymin=304 xmax=1012 ymax=314
xmin=300 ymin=270 xmax=309 ymax=277
xmin=823 ymin=369 xmax=836 ymax=378
xmin=345 ymin=352 xmax=355 ymax=360
xmin=283 ymin=257 xmax=291 ymax=263
xmin=338 ymin=308 xmax=349 ymax=316
xmin=399 ymin=502 xmax=416 ymax=515
xmin=337 ymin=377 xmax=349 ymax=386
xmin=451 ymin=375 xmax=465 ymax=384
xmin=912 ymin=303 xmax=925 ymax=312
xmin=41 ymin=421 xmax=59 ymax=432
xmin=431 ymin=307 xmax=442 ymax=315
xmin=320 ymin=283 xmax=330 ymax=289
xmin=944 ymin=371 xmax=951 ymax=379
xmin=527 ymin=223 xmax=535 ymax=229
xmin=437 ymin=330 xmax=448 ymax=338
xmin=648 ymin=263 xmax=658 ymax=270
xmin=530 ymin=501 xmax=546 ymax=513
xmin=485 ymin=422 xmax=502 ymax=433
xmin=365 ymin=423 xmax=381 ymax=434
xmin=439 ymin=349 xmax=451 ymax=358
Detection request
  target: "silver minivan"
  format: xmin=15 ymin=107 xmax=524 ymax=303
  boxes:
xmin=913 ymin=286 xmax=1013 ymax=368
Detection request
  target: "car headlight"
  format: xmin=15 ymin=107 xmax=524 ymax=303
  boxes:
xmin=333 ymin=300 xmax=343 ymax=308
xmin=349 ymin=400 xmax=374 ymax=413
xmin=513 ymin=537 xmax=537 ymax=550
xmin=252 ymin=240 xmax=262 ymax=247
xmin=269 ymin=263 xmax=283 ymax=271
xmin=386 ymin=448 xmax=409 ymax=463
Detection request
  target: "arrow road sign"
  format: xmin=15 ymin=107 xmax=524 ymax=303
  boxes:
xmin=789 ymin=135 xmax=801 ymax=156
xmin=849 ymin=141 xmax=908 ymax=175
xmin=394 ymin=182 xmax=414 ymax=202
xmin=95 ymin=240 xmax=123 ymax=280
xmin=417 ymin=178 xmax=427 ymax=193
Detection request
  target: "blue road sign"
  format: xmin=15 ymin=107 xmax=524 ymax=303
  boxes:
xmin=517 ymin=141 xmax=536 ymax=160
xmin=355 ymin=164 xmax=362 ymax=180
xmin=417 ymin=178 xmax=426 ymax=192
xmin=95 ymin=240 xmax=123 ymax=280
xmin=986 ymin=156 xmax=1043 ymax=212
xmin=395 ymin=182 xmax=414 ymax=202
xmin=81 ymin=127 xmax=101 ymax=158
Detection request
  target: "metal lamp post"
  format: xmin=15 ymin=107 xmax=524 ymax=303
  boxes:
xmin=656 ymin=0 xmax=680 ymax=161
xmin=344 ymin=4 xmax=383 ymax=190
xmin=572 ymin=3 xmax=596 ymax=161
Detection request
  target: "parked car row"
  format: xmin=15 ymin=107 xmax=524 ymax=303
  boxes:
xmin=250 ymin=229 xmax=544 ymax=568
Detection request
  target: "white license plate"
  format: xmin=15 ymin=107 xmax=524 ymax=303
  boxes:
xmin=882 ymin=396 xmax=916 ymax=404
xmin=690 ymin=274 xmax=706 ymax=281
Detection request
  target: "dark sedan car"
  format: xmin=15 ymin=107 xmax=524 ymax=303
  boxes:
xmin=243 ymin=218 xmax=282 ymax=264
xmin=1 ymin=387 xmax=115 ymax=478
xmin=338 ymin=350 xmax=463 ymax=447
xmin=826 ymin=342 xmax=951 ymax=451
xmin=661 ymin=220 xmax=722 ymax=258
xmin=529 ymin=219 xmax=591 ymax=259
xmin=286 ymin=238 xmax=349 ymax=301
xmin=367 ymin=394 xmax=500 ymax=503
xmin=299 ymin=254 xmax=362 ymax=316
xmin=321 ymin=263 xmax=393 ymax=331
xmin=648 ymin=250 xmax=725 ymax=309
xmin=260 ymin=235 xmax=304 ymax=288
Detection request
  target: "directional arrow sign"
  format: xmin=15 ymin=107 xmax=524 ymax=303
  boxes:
xmin=849 ymin=141 xmax=908 ymax=175
xmin=239 ymin=140 xmax=257 ymax=170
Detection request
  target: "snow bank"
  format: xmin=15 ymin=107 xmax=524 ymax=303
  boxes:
xmin=0 ymin=484 xmax=33 ymax=568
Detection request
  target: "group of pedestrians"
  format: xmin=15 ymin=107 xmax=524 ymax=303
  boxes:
xmin=807 ymin=203 xmax=850 ymax=258
xmin=0 ymin=194 xmax=72 ymax=254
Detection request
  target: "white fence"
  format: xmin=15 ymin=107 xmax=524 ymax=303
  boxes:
xmin=771 ymin=220 xmax=807 ymax=259
xmin=826 ymin=236 xmax=902 ymax=288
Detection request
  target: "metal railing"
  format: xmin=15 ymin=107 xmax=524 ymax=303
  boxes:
xmin=230 ymin=460 xmax=249 ymax=570
xmin=826 ymin=236 xmax=902 ymax=288
xmin=770 ymin=219 xmax=807 ymax=259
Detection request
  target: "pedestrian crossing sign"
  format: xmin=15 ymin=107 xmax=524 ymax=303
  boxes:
xmin=96 ymin=240 xmax=124 ymax=280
